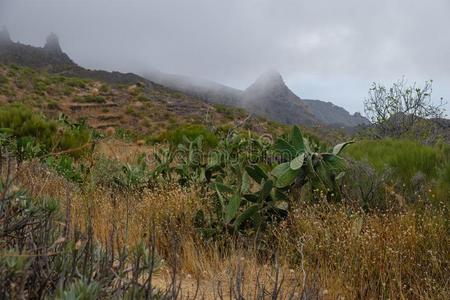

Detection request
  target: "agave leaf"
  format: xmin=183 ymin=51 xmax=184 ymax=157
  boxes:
xmin=182 ymin=135 xmax=192 ymax=144
xmin=322 ymin=153 xmax=339 ymax=163
xmin=332 ymin=141 xmax=354 ymax=156
xmin=207 ymin=153 xmax=220 ymax=169
xmin=275 ymin=168 xmax=300 ymax=188
xmin=274 ymin=138 xmax=297 ymax=157
xmin=259 ymin=179 xmax=273 ymax=202
xmin=243 ymin=193 xmax=259 ymax=203
xmin=270 ymin=188 xmax=288 ymax=201
xmin=233 ymin=204 xmax=259 ymax=229
xmin=225 ymin=192 xmax=241 ymax=223
xmin=303 ymin=138 xmax=312 ymax=154
xmin=212 ymin=182 xmax=234 ymax=194
xmin=291 ymin=126 xmax=305 ymax=153
xmin=252 ymin=211 xmax=263 ymax=229
xmin=241 ymin=171 xmax=250 ymax=193
xmin=177 ymin=144 xmax=187 ymax=151
xmin=290 ymin=153 xmax=305 ymax=170
xmin=199 ymin=168 xmax=206 ymax=182
xmin=245 ymin=165 xmax=268 ymax=184
xmin=271 ymin=162 xmax=290 ymax=178
xmin=335 ymin=171 xmax=346 ymax=181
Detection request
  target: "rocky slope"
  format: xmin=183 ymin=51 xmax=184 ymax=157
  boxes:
xmin=241 ymin=70 xmax=318 ymax=126
xmin=0 ymin=29 xmax=152 ymax=86
xmin=144 ymin=68 xmax=369 ymax=129
xmin=0 ymin=28 xmax=367 ymax=131
xmin=302 ymin=99 xmax=369 ymax=128
xmin=144 ymin=70 xmax=241 ymax=108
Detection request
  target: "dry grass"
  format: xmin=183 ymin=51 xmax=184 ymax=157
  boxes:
xmin=274 ymin=202 xmax=449 ymax=299
xmin=12 ymin=152 xmax=449 ymax=299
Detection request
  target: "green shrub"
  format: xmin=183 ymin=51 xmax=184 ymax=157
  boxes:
xmin=74 ymin=95 xmax=106 ymax=103
xmin=345 ymin=139 xmax=450 ymax=201
xmin=345 ymin=139 xmax=439 ymax=181
xmin=47 ymin=100 xmax=60 ymax=110
xmin=0 ymin=104 xmax=56 ymax=149
xmin=159 ymin=124 xmax=218 ymax=147
xmin=66 ymin=77 xmax=88 ymax=88
xmin=45 ymin=155 xmax=84 ymax=184
xmin=0 ymin=104 xmax=91 ymax=158
xmin=33 ymin=80 xmax=49 ymax=95
xmin=99 ymin=83 xmax=110 ymax=93
xmin=0 ymin=73 xmax=8 ymax=86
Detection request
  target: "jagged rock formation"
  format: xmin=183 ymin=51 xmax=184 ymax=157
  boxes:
xmin=0 ymin=32 xmax=153 ymax=86
xmin=0 ymin=27 xmax=12 ymax=44
xmin=0 ymin=32 xmax=75 ymax=70
xmin=241 ymin=70 xmax=318 ymax=126
xmin=44 ymin=33 xmax=63 ymax=53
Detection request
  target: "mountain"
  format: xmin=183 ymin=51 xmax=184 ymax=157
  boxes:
xmin=0 ymin=28 xmax=368 ymax=129
xmin=0 ymin=29 xmax=152 ymax=87
xmin=144 ymin=69 xmax=369 ymax=129
xmin=0 ymin=30 xmax=289 ymax=137
xmin=302 ymin=99 xmax=370 ymax=128
xmin=143 ymin=70 xmax=241 ymax=107
xmin=241 ymin=70 xmax=318 ymax=126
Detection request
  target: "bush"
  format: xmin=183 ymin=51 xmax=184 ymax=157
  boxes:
xmin=0 ymin=104 xmax=91 ymax=158
xmin=0 ymin=157 xmax=163 ymax=299
xmin=74 ymin=95 xmax=106 ymax=103
xmin=66 ymin=77 xmax=89 ymax=88
xmin=0 ymin=73 xmax=8 ymax=86
xmin=158 ymin=124 xmax=218 ymax=147
xmin=345 ymin=139 xmax=450 ymax=201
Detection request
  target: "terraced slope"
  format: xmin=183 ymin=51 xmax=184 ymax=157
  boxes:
xmin=0 ymin=64 xmax=284 ymax=139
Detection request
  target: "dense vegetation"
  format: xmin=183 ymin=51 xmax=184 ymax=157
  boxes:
xmin=0 ymin=72 xmax=449 ymax=299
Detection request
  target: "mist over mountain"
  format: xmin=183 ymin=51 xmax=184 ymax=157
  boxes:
xmin=143 ymin=70 xmax=241 ymax=107
xmin=144 ymin=68 xmax=370 ymax=128
xmin=0 ymin=29 xmax=154 ymax=87
xmin=0 ymin=28 xmax=369 ymax=129
xmin=241 ymin=70 xmax=318 ymax=126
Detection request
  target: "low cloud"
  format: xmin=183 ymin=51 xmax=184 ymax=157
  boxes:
xmin=2 ymin=0 xmax=449 ymax=113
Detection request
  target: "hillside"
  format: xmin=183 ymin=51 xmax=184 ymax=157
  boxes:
xmin=241 ymin=70 xmax=318 ymax=126
xmin=144 ymin=70 xmax=242 ymax=107
xmin=0 ymin=28 xmax=369 ymax=131
xmin=0 ymin=63 xmax=287 ymax=140
xmin=144 ymin=69 xmax=370 ymax=129
xmin=302 ymin=99 xmax=369 ymax=128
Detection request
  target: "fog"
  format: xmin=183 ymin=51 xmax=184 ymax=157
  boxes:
xmin=1 ymin=0 xmax=449 ymax=114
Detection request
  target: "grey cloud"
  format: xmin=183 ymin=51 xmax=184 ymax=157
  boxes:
xmin=1 ymin=0 xmax=449 ymax=114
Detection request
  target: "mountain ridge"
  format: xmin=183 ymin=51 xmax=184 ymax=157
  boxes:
xmin=144 ymin=68 xmax=370 ymax=128
xmin=0 ymin=29 xmax=369 ymax=129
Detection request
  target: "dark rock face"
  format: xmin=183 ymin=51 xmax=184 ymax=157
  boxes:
xmin=44 ymin=33 xmax=63 ymax=53
xmin=144 ymin=69 xmax=370 ymax=129
xmin=302 ymin=99 xmax=370 ymax=127
xmin=241 ymin=70 xmax=319 ymax=126
xmin=0 ymin=27 xmax=12 ymax=44
xmin=0 ymin=32 xmax=154 ymax=87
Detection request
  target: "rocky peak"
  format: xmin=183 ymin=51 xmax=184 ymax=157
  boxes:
xmin=44 ymin=33 xmax=62 ymax=53
xmin=249 ymin=69 xmax=285 ymax=90
xmin=0 ymin=26 xmax=12 ymax=44
xmin=244 ymin=69 xmax=293 ymax=101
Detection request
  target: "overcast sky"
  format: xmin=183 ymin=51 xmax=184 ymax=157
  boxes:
xmin=1 ymin=0 xmax=449 ymax=114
